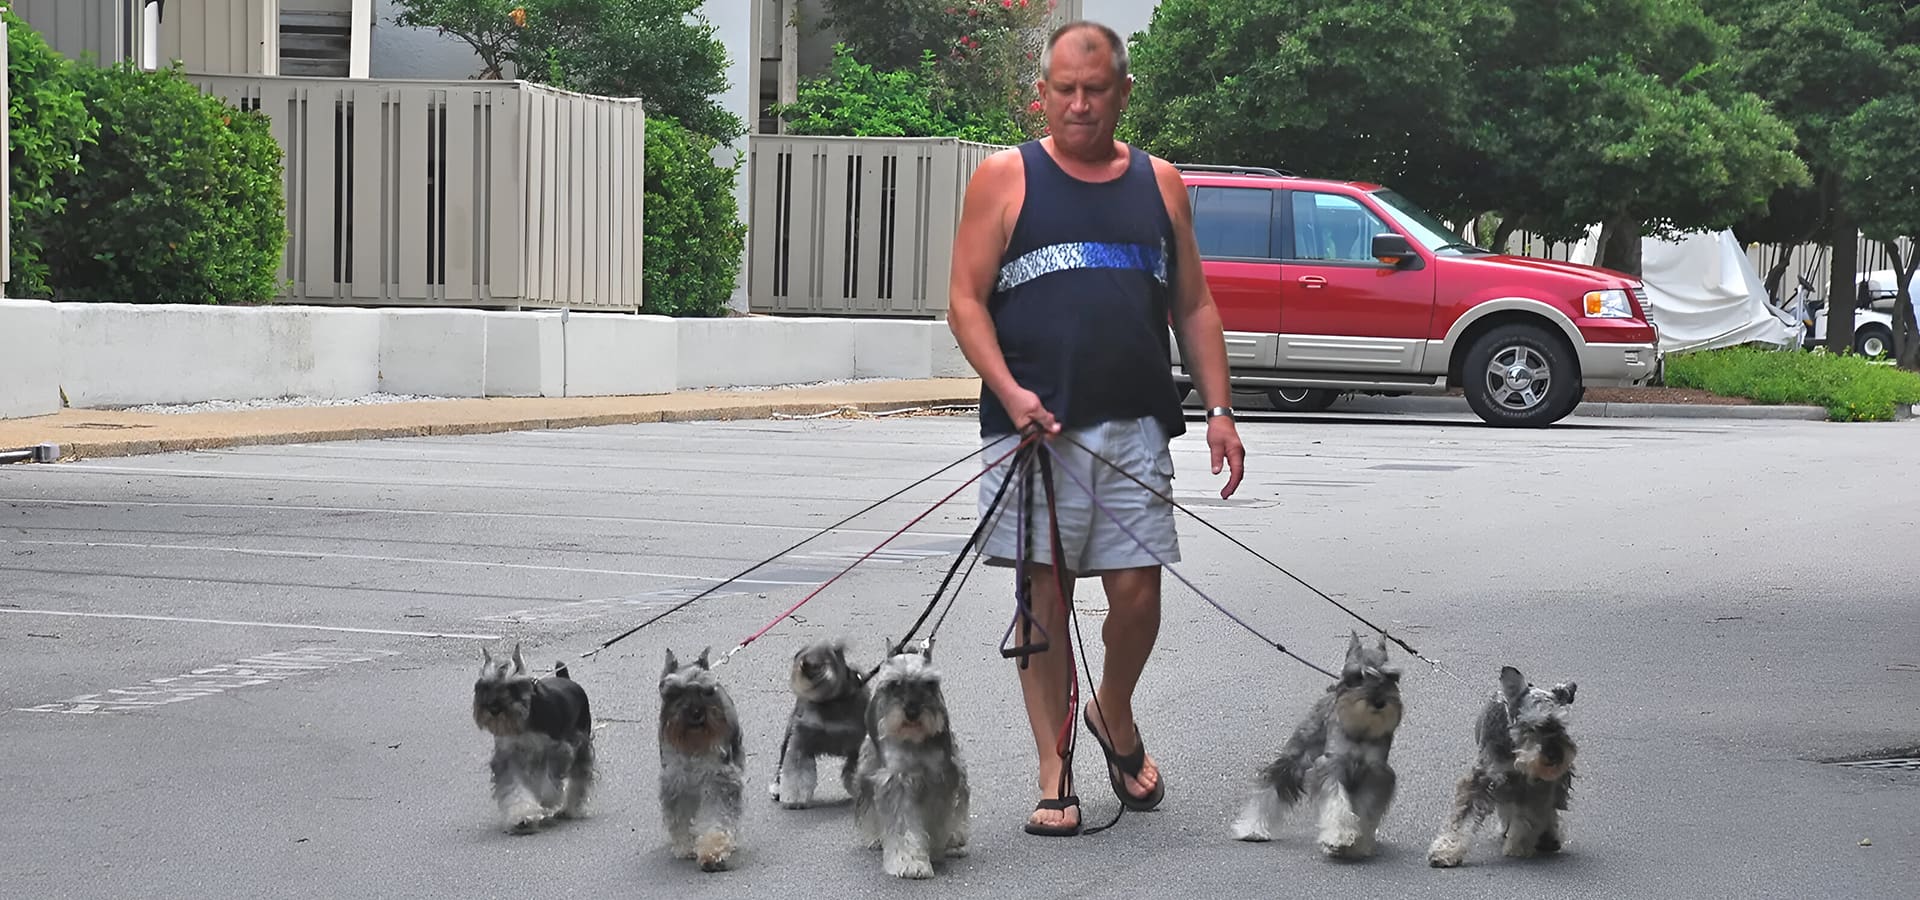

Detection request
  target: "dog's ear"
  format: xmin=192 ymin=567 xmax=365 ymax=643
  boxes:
xmin=510 ymin=643 xmax=526 ymax=675
xmin=1551 ymin=682 xmax=1577 ymax=705
xmin=919 ymin=638 xmax=934 ymax=662
xmin=663 ymin=647 xmax=680 ymax=677
xmin=479 ymin=646 xmax=497 ymax=678
xmin=695 ymin=647 xmax=712 ymax=670
xmin=1499 ymin=665 xmax=1528 ymax=703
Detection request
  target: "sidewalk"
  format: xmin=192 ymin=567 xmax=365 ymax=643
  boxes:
xmin=0 ymin=378 xmax=1861 ymax=463
xmin=0 ymin=379 xmax=985 ymax=461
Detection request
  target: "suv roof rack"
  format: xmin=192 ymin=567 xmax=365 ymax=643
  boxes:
xmin=1173 ymin=163 xmax=1297 ymax=177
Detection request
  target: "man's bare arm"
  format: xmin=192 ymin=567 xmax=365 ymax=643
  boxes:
xmin=947 ymin=151 xmax=1058 ymax=433
xmin=1153 ymin=157 xmax=1244 ymax=497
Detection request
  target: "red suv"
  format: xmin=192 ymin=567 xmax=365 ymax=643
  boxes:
xmin=1170 ymin=165 xmax=1661 ymax=427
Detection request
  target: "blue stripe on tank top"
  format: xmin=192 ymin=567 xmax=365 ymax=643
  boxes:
xmin=995 ymin=239 xmax=1169 ymax=293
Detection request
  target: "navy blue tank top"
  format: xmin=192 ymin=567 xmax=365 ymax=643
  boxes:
xmin=978 ymin=140 xmax=1187 ymax=441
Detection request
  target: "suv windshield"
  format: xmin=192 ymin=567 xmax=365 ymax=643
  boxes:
xmin=1370 ymin=189 xmax=1492 ymax=255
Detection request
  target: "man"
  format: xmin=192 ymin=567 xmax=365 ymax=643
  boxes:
xmin=945 ymin=19 xmax=1246 ymax=836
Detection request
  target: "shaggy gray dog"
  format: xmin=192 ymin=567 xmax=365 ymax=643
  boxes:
xmin=770 ymin=638 xmax=870 ymax=808
xmin=471 ymin=644 xmax=595 ymax=834
xmin=852 ymin=642 xmax=970 ymax=879
xmin=1427 ymin=665 xmax=1579 ymax=868
xmin=658 ymin=647 xmax=747 ymax=872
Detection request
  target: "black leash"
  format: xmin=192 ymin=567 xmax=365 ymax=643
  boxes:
xmin=1053 ymin=429 xmax=1440 ymax=673
xmin=581 ymin=432 xmax=1028 ymax=660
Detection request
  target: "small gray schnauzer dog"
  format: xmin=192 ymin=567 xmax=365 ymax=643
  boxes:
xmin=1231 ymin=631 xmax=1404 ymax=858
xmin=1427 ymin=665 xmax=1578 ymax=868
xmin=770 ymin=638 xmax=870 ymax=808
xmin=658 ymin=647 xmax=747 ymax=872
xmin=471 ymin=644 xmax=595 ymax=834
xmin=852 ymin=641 xmax=970 ymax=879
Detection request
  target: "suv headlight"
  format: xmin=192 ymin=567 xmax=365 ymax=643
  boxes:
xmin=1583 ymin=289 xmax=1633 ymax=318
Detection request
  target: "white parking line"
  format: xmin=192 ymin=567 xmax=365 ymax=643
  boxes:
xmin=0 ymin=608 xmax=501 ymax=640
xmin=14 ymin=647 xmax=403 ymax=715
xmin=0 ymin=497 xmax=976 ymax=540
xmin=0 ymin=538 xmax=820 ymax=585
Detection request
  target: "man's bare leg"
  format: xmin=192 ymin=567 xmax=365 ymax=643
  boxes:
xmin=1016 ymin=563 xmax=1078 ymax=830
xmin=1086 ymin=565 xmax=1163 ymax=800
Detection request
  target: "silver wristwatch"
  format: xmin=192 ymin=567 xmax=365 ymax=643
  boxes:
xmin=1205 ymin=406 xmax=1235 ymax=420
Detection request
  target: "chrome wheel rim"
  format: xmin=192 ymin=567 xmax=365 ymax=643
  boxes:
xmin=1485 ymin=345 xmax=1551 ymax=411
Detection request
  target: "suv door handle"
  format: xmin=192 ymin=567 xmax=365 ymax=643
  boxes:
xmin=1299 ymin=275 xmax=1327 ymax=288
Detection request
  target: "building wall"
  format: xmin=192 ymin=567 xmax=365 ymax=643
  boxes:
xmin=368 ymin=0 xmax=486 ymax=79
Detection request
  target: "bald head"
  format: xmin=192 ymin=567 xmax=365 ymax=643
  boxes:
xmin=1041 ymin=20 xmax=1128 ymax=81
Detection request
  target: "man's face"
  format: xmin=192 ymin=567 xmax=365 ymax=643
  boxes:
xmin=1037 ymin=35 xmax=1130 ymax=152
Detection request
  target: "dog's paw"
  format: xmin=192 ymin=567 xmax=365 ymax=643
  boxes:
xmin=695 ymin=830 xmax=736 ymax=872
xmin=506 ymin=815 xmax=544 ymax=835
xmin=1535 ymin=832 xmax=1563 ymax=854
xmin=1502 ymin=838 xmax=1539 ymax=859
xmin=883 ymin=855 xmax=935 ymax=880
xmin=1426 ymin=832 xmax=1469 ymax=867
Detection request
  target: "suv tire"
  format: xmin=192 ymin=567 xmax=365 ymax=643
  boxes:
xmin=1266 ymin=387 xmax=1340 ymax=412
xmin=1461 ymin=323 xmax=1581 ymax=427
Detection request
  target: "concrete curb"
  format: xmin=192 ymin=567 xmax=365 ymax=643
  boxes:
xmin=1 ymin=389 xmax=984 ymax=463
xmin=1327 ymin=394 xmax=1832 ymax=421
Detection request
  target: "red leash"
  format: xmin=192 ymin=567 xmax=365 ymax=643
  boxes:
xmin=719 ymin=430 xmax=1041 ymax=663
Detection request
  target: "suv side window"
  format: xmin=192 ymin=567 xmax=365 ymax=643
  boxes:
xmin=1192 ymin=187 xmax=1280 ymax=260
xmin=1288 ymin=191 xmax=1392 ymax=263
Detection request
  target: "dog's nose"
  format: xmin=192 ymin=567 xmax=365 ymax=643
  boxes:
xmin=1543 ymin=745 xmax=1563 ymax=765
xmin=1370 ymin=698 xmax=1387 ymax=710
xmin=904 ymin=702 xmax=922 ymax=720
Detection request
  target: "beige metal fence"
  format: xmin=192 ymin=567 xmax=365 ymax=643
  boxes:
xmin=748 ymin=135 xmax=1005 ymax=317
xmin=190 ymin=74 xmax=645 ymax=310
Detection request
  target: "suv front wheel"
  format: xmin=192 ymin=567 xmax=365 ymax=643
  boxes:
xmin=1461 ymin=323 xmax=1582 ymax=427
xmin=1266 ymin=387 xmax=1340 ymax=412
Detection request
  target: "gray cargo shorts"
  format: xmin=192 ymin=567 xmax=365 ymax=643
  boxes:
xmin=976 ymin=414 xmax=1180 ymax=576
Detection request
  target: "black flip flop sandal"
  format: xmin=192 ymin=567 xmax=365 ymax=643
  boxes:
xmin=1022 ymin=796 xmax=1084 ymax=837
xmin=1084 ymin=706 xmax=1166 ymax=812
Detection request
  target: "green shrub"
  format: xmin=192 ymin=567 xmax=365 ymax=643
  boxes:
xmin=643 ymin=116 xmax=746 ymax=317
xmin=4 ymin=10 xmax=98 ymax=298
xmin=36 ymin=61 xmax=286 ymax=304
xmin=1664 ymin=345 xmax=1920 ymax=422
xmin=774 ymin=43 xmax=1030 ymax=144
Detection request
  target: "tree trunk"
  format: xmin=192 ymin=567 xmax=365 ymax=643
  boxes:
xmin=1492 ymin=216 xmax=1520 ymax=256
xmin=1824 ymin=212 xmax=1858 ymax=355
xmin=1889 ymin=241 xmax=1920 ymax=372
xmin=1763 ymin=249 xmax=1793 ymax=302
xmin=1596 ymin=217 xmax=1643 ymax=277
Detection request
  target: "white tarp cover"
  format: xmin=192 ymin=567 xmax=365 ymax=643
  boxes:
xmin=1572 ymin=228 xmax=1801 ymax=353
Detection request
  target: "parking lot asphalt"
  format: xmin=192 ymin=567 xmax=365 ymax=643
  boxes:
xmin=2 ymin=410 xmax=1915 ymax=899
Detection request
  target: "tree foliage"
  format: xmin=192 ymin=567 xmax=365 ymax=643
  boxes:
xmin=391 ymin=0 xmax=742 ymax=142
xmin=1124 ymin=0 xmax=1809 ymax=275
xmin=6 ymin=9 xmax=99 ymax=298
xmin=1702 ymin=0 xmax=1916 ymax=352
xmin=799 ymin=0 xmax=1049 ymax=142
xmin=774 ymin=44 xmax=1031 ymax=144
xmin=1835 ymin=92 xmax=1920 ymax=370
xmin=642 ymin=117 xmax=746 ymax=317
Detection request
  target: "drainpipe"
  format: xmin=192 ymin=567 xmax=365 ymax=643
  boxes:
xmin=142 ymin=0 xmax=161 ymax=70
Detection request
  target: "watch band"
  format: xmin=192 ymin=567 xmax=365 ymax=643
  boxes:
xmin=1205 ymin=406 xmax=1235 ymax=419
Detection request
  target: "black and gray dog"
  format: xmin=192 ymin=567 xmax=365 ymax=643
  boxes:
xmin=658 ymin=647 xmax=747 ymax=872
xmin=470 ymin=643 xmax=595 ymax=834
xmin=1231 ymin=631 xmax=1405 ymax=858
xmin=852 ymin=640 xmax=970 ymax=879
xmin=1427 ymin=665 xmax=1579 ymax=867
xmin=769 ymin=638 xmax=870 ymax=808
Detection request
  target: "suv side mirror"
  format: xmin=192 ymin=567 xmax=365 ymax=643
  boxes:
xmin=1371 ymin=233 xmax=1417 ymax=267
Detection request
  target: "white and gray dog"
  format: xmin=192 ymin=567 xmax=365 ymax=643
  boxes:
xmin=471 ymin=644 xmax=596 ymax=834
xmin=852 ymin=641 xmax=970 ymax=879
xmin=770 ymin=638 xmax=870 ymax=808
xmin=1231 ymin=631 xmax=1405 ymax=858
xmin=1427 ymin=665 xmax=1579 ymax=868
xmin=658 ymin=647 xmax=747 ymax=872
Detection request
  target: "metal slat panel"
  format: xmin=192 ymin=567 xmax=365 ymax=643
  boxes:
xmin=441 ymin=88 xmax=476 ymax=302
xmin=397 ymin=87 xmax=430 ymax=299
xmin=489 ymin=86 xmax=524 ymax=303
xmin=302 ymin=83 xmax=340 ymax=299
xmin=349 ymin=85 xmax=383 ymax=299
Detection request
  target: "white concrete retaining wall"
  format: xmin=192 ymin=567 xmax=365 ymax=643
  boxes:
xmin=0 ymin=300 xmax=63 ymax=419
xmin=0 ymin=302 xmax=979 ymax=418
